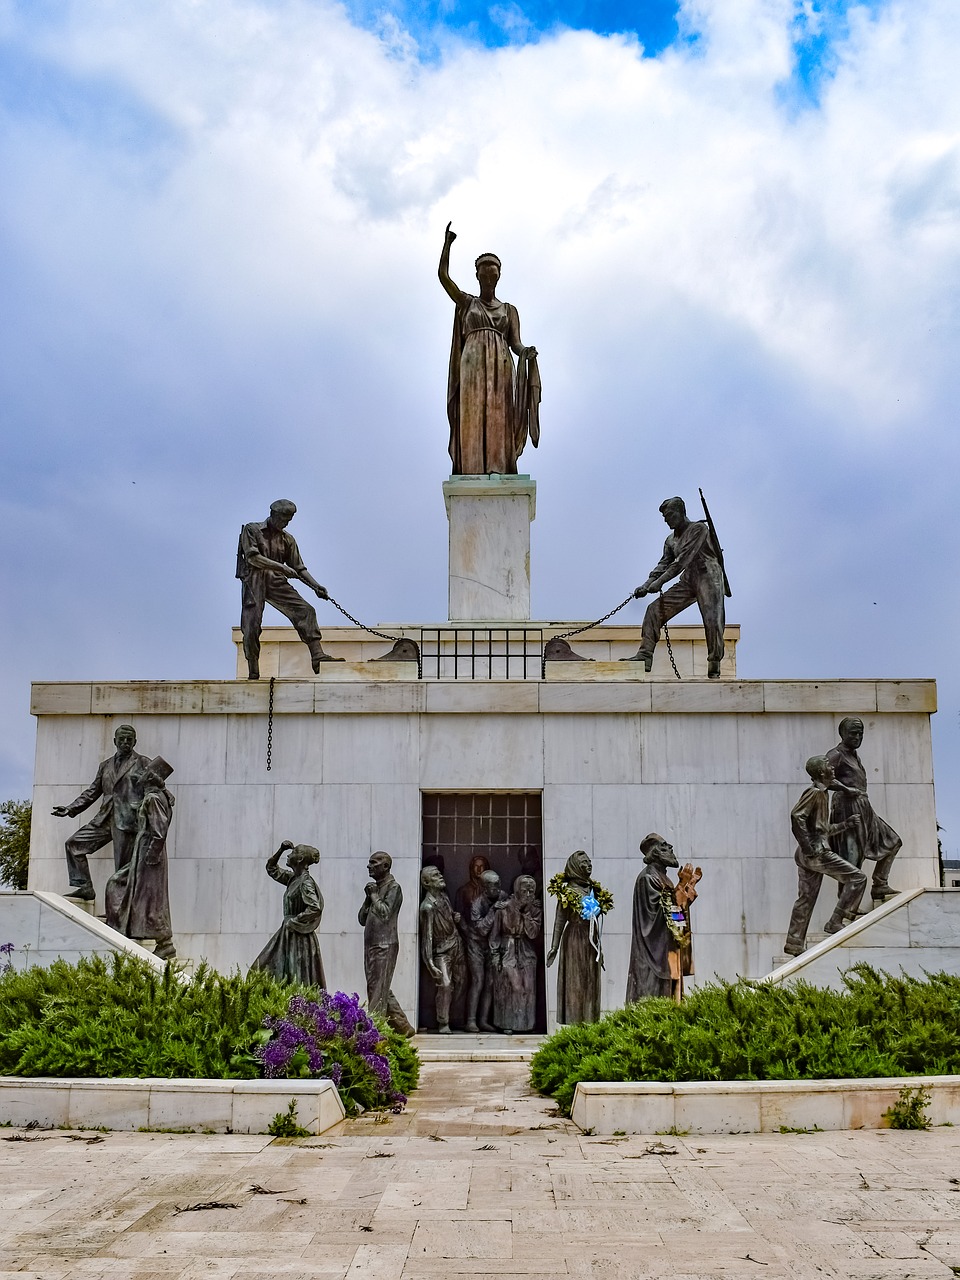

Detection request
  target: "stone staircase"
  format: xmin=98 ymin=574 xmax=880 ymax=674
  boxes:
xmin=757 ymin=887 xmax=960 ymax=989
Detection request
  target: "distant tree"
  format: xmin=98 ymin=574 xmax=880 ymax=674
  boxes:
xmin=0 ymin=800 xmax=31 ymax=890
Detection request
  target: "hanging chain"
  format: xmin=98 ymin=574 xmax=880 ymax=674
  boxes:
xmin=266 ymin=676 xmax=275 ymax=772
xmin=325 ymin=595 xmax=404 ymax=643
xmin=541 ymin=594 xmax=636 ymax=678
xmin=660 ymin=590 xmax=682 ymax=681
xmin=325 ymin=595 xmax=422 ymax=678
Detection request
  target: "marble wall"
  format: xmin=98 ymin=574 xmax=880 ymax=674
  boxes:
xmin=28 ymin=677 xmax=939 ymax=1029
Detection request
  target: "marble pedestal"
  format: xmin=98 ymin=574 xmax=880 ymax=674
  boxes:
xmin=443 ymin=474 xmax=536 ymax=621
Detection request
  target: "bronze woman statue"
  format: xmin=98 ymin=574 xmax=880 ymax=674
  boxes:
xmin=490 ymin=874 xmax=542 ymax=1032
xmin=251 ymin=840 xmax=325 ymax=987
xmin=439 ymin=222 xmax=540 ymax=475
xmin=546 ymin=851 xmax=603 ymax=1025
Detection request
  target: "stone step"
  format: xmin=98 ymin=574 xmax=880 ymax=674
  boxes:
xmin=412 ymin=1032 xmax=545 ymax=1063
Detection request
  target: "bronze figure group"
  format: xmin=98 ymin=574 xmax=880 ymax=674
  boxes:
xmin=784 ymin=718 xmax=901 ymax=956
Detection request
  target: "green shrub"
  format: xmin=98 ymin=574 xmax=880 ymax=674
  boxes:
xmin=883 ymin=1086 xmax=932 ymax=1130
xmin=267 ymin=1099 xmax=311 ymax=1137
xmin=0 ymin=953 xmax=419 ymax=1114
xmin=529 ymin=966 xmax=960 ymax=1115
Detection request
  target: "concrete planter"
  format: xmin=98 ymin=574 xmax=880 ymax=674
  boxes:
xmin=0 ymin=1075 xmax=345 ymax=1134
xmin=570 ymin=1074 xmax=960 ymax=1135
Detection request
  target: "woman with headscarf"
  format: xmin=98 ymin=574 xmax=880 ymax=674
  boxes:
xmin=546 ymin=851 xmax=604 ymax=1024
xmin=439 ymin=222 xmax=540 ymax=475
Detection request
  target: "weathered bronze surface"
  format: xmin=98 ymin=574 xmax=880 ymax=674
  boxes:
xmin=251 ymin=841 xmax=326 ymax=986
xmin=543 ymin=637 xmax=592 ymax=662
xmin=625 ymin=833 xmax=700 ymax=1003
xmin=625 ymin=496 xmax=726 ymax=678
xmin=455 ymin=855 xmax=491 ymax=1032
xmin=828 ymin=717 xmax=901 ymax=901
xmin=784 ymin=756 xmax=866 ymax=956
xmin=439 ymin=223 xmax=540 ymax=475
xmin=236 ymin=499 xmax=341 ymax=680
xmin=370 ymin=638 xmax=421 ymax=663
xmin=104 ymin=755 xmax=176 ymax=958
xmin=52 ymin=724 xmax=150 ymax=902
xmin=359 ymin=852 xmax=414 ymax=1037
xmin=546 ymin=850 xmax=602 ymax=1025
xmin=489 ymin=874 xmax=542 ymax=1032
xmin=465 ymin=869 xmax=508 ymax=1033
xmin=419 ymin=865 xmax=466 ymax=1034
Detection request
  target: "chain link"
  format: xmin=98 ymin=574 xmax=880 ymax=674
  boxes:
xmin=266 ymin=676 xmax=275 ymax=772
xmin=540 ymin=594 xmax=635 ymax=678
xmin=660 ymin=590 xmax=682 ymax=681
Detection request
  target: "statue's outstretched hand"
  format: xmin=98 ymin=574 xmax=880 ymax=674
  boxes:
xmin=314 ymin=584 xmax=329 ymax=600
xmin=444 ymin=221 xmax=456 ymax=244
xmin=633 ymin=586 xmax=648 ymax=599
xmin=51 ymin=805 xmax=69 ymax=817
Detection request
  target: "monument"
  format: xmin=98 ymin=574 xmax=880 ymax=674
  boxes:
xmin=625 ymin=834 xmax=700 ymax=1002
xmin=20 ymin=222 xmax=943 ymax=1029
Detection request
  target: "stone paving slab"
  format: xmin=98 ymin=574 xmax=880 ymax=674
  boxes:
xmin=3 ymin=1063 xmax=960 ymax=1277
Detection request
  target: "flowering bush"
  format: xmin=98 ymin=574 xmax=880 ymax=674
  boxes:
xmin=258 ymin=990 xmax=411 ymax=1114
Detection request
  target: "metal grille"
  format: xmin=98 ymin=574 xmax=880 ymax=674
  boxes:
xmin=419 ymin=628 xmax=543 ymax=680
xmin=422 ymin=792 xmax=543 ymax=865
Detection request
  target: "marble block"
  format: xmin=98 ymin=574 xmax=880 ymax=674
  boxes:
xmin=443 ymin=474 xmax=535 ymax=621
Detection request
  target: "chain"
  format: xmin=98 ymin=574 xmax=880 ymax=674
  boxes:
xmin=325 ymin=595 xmax=422 ymax=679
xmin=660 ymin=590 xmax=682 ymax=681
xmin=541 ymin=594 xmax=635 ymax=678
xmin=264 ymin=680 xmax=276 ymax=768
xmin=266 ymin=676 xmax=275 ymax=771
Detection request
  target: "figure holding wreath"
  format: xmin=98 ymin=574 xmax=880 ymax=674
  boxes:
xmin=626 ymin=833 xmax=702 ymax=1003
xmin=546 ymin=851 xmax=613 ymax=1025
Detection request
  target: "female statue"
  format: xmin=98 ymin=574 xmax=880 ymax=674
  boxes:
xmin=251 ymin=840 xmax=325 ymax=987
xmin=439 ymin=222 xmax=540 ymax=475
xmin=546 ymin=851 xmax=607 ymax=1025
xmin=490 ymin=874 xmax=542 ymax=1032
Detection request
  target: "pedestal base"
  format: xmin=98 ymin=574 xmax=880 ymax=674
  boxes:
xmin=443 ymin=474 xmax=535 ymax=621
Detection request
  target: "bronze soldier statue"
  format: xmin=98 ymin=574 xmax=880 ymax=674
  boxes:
xmin=237 ymin=499 xmax=342 ymax=680
xmin=625 ymin=496 xmax=727 ymax=679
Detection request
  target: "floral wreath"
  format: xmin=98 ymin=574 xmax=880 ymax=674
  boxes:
xmin=547 ymin=872 xmax=614 ymax=919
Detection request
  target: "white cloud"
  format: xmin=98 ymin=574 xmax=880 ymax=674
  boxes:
xmin=2 ymin=0 xmax=959 ymax=843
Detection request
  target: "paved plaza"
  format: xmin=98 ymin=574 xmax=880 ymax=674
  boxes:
xmin=3 ymin=1062 xmax=960 ymax=1278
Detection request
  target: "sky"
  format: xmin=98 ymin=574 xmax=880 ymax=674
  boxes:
xmin=1 ymin=0 xmax=959 ymax=846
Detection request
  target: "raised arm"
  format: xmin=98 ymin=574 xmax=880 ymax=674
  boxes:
xmin=438 ymin=222 xmax=467 ymax=307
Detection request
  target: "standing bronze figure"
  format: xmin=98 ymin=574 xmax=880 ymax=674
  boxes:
xmin=626 ymin=496 xmax=728 ymax=679
xmin=456 ymin=854 xmax=490 ymax=1031
xmin=490 ymin=874 xmax=542 ymax=1032
xmin=251 ymin=841 xmax=326 ymax=987
xmin=546 ymin=851 xmax=604 ymax=1025
xmin=419 ymin=865 xmax=465 ymax=1034
xmin=828 ymin=717 xmax=901 ymax=902
xmin=359 ymin=852 xmax=415 ymax=1037
xmin=625 ymin=834 xmax=701 ymax=1003
xmin=104 ymin=756 xmax=176 ymax=960
xmin=784 ymin=756 xmax=866 ymax=956
xmin=466 ymin=869 xmax=508 ymax=1033
xmin=439 ymin=223 xmax=540 ymax=475
xmin=52 ymin=724 xmax=149 ymax=902
xmin=237 ymin=499 xmax=341 ymax=680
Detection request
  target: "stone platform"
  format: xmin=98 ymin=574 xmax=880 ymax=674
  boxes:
xmin=6 ymin=1061 xmax=960 ymax=1278
xmin=28 ymin=669 xmax=938 ymax=1031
